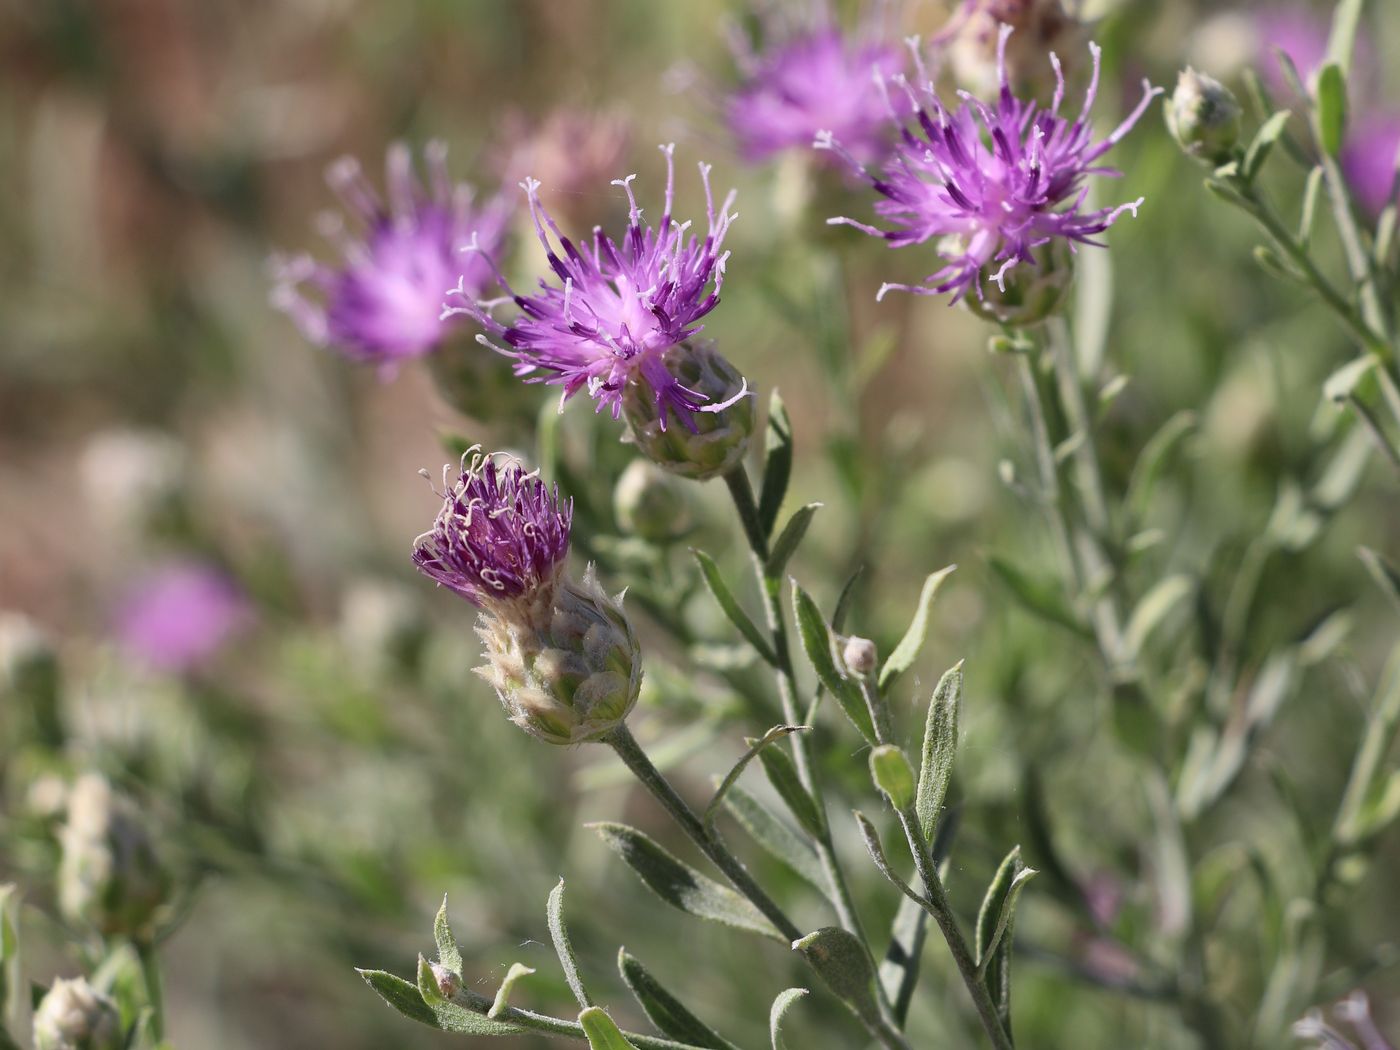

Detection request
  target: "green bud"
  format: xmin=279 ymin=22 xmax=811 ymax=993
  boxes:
xmin=1165 ymin=68 xmax=1241 ymax=165
xmin=622 ymin=342 xmax=755 ymax=481
xmin=964 ymin=240 xmax=1075 ymax=328
xmin=869 ymin=745 xmax=917 ymax=811
xmin=476 ymin=568 xmax=643 ymax=745
xmin=613 ymin=460 xmax=693 ymax=543
xmin=32 ymin=977 xmax=122 ymax=1050
xmin=58 ymin=774 xmax=170 ymax=940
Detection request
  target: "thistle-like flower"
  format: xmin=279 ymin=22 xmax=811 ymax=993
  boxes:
xmin=412 ymin=450 xmax=641 ymax=745
xmin=1342 ymin=114 xmax=1400 ymax=217
xmin=819 ymin=27 xmax=1160 ymax=310
xmin=32 ymin=977 xmax=122 ymax=1050
xmin=114 ymin=562 xmax=250 ymax=674
xmin=271 ymin=142 xmax=510 ymax=375
xmin=453 ymin=145 xmax=754 ymax=478
xmin=725 ymin=3 xmax=907 ymax=165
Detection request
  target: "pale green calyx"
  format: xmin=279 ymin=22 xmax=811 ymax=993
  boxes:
xmin=964 ymin=240 xmax=1075 ymax=328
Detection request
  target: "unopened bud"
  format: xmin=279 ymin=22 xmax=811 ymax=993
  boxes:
xmin=614 ymin=460 xmax=693 ymax=543
xmin=430 ymin=961 xmax=461 ymax=999
xmin=32 ymin=977 xmax=122 ymax=1050
xmin=623 ymin=342 xmax=755 ymax=482
xmin=1166 ymin=68 xmax=1241 ymax=165
xmin=842 ymin=636 xmax=878 ymax=677
xmin=869 ymin=745 xmax=917 ymax=810
xmin=965 ymin=241 xmax=1075 ymax=328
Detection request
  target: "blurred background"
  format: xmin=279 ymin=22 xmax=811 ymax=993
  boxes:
xmin=3 ymin=1 xmax=1400 ymax=1047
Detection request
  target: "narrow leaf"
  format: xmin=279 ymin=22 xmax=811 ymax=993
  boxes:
xmin=766 ymin=503 xmax=822 ymax=579
xmin=1324 ymin=0 xmax=1365 ymax=77
xmin=488 ymin=963 xmax=537 ymax=1019
xmin=758 ymin=393 xmax=793 ymax=539
xmin=548 ymin=879 xmax=593 ymax=1009
xmin=722 ymin=784 xmax=827 ymax=892
xmin=1324 ymin=355 xmax=1379 ymax=403
xmin=1315 ymin=63 xmax=1347 ymax=156
xmin=854 ymin=812 xmax=928 ymax=908
xmin=915 ymin=664 xmax=962 ymax=843
xmin=417 ymin=955 xmax=527 ymax=1035
xmin=831 ymin=565 xmax=864 ymax=632
xmin=693 ymin=550 xmax=777 ymax=665
xmin=1335 ymin=646 xmax=1400 ymax=846
xmin=769 ymin=988 xmax=808 ymax=1050
xmin=791 ymin=584 xmax=877 ymax=743
xmin=790 ymin=928 xmax=880 ymax=1025
xmin=433 ymin=895 xmax=463 ymax=977
xmin=1299 ymin=165 xmax=1324 ymax=247
xmin=589 ymin=823 xmax=783 ymax=940
xmin=618 ymin=949 xmax=736 ymax=1050
xmin=358 ymin=968 xmax=438 ymax=1028
xmin=705 ymin=725 xmax=809 ymax=832
xmin=1359 ymin=547 xmax=1400 ymax=613
xmin=986 ymin=556 xmax=1090 ymax=637
xmin=878 ymin=565 xmax=957 ymax=691
xmin=1124 ymin=575 xmax=1195 ymax=658
xmin=975 ymin=848 xmax=1036 ymax=1031
xmin=580 ymin=1007 xmax=640 ymax=1050
xmin=757 ymin=742 xmax=825 ymax=838
xmin=0 ymin=886 xmax=16 ymax=1031
xmin=1244 ymin=111 xmax=1292 ymax=180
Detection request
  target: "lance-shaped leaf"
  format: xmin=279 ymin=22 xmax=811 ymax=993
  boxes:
xmin=1314 ymin=63 xmax=1347 ymax=156
xmin=1244 ymin=111 xmax=1292 ymax=181
xmin=1126 ymin=410 xmax=1197 ymax=522
xmin=768 ymin=988 xmax=808 ymax=1050
xmin=488 ymin=964 xmax=537 ymax=1019
xmin=854 ymin=812 xmax=927 ymax=908
xmin=766 ymin=503 xmax=822 ymax=579
xmin=693 ymin=550 xmax=777 ymax=665
xmin=975 ymin=848 xmax=1037 ymax=1030
xmin=434 ymin=895 xmax=463 ymax=977
xmin=588 ymin=823 xmax=783 ymax=940
xmin=417 ymin=955 xmax=527 ymax=1035
xmin=1124 ymin=574 xmax=1194 ymax=659
xmin=548 ymin=879 xmax=593 ymax=1009
xmin=705 ymin=725 xmax=808 ymax=832
xmin=618 ymin=949 xmax=736 ymax=1050
xmin=722 ymin=784 xmax=827 ymax=892
xmin=759 ymin=392 xmax=793 ymax=539
xmin=1324 ymin=0 xmax=1365 ymax=76
xmin=757 ymin=741 xmax=825 ymax=838
xmin=1359 ymin=547 xmax=1400 ymax=613
xmin=1335 ymin=646 xmax=1400 ymax=847
xmin=790 ymin=928 xmax=882 ymax=1029
xmin=791 ymin=583 xmax=876 ymax=743
xmin=986 ymin=556 xmax=1090 ymax=637
xmin=580 ymin=1007 xmax=641 ymax=1050
xmin=879 ymin=565 xmax=956 ymax=691
xmin=916 ymin=664 xmax=962 ymax=843
xmin=358 ymin=969 xmax=438 ymax=1028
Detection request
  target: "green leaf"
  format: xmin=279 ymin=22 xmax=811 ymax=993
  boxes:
xmin=722 ymin=785 xmax=827 ymax=892
xmin=791 ymin=584 xmax=877 ymax=743
xmin=548 ymin=879 xmax=593 ymax=1009
xmin=0 ymin=886 xmax=17 ymax=1036
xmin=975 ymin=847 xmax=1037 ymax=1031
xmin=1126 ymin=411 xmax=1197 ymax=522
xmin=854 ymin=812 xmax=926 ymax=907
xmin=878 ymin=894 xmax=929 ymax=1028
xmin=1244 ymin=111 xmax=1292 ymax=180
xmin=1359 ymin=547 xmax=1400 ymax=613
xmin=617 ymin=949 xmax=736 ymax=1050
xmin=1315 ymin=63 xmax=1347 ymax=156
xmin=357 ymin=968 xmax=439 ymax=1029
xmin=1124 ymin=575 xmax=1195 ymax=659
xmin=915 ymin=664 xmax=962 ymax=843
xmin=693 ymin=550 xmax=777 ymax=666
xmin=868 ymin=746 xmax=916 ymax=812
xmin=1324 ymin=0 xmax=1365 ymax=77
xmin=831 ymin=565 xmax=864 ymax=632
xmin=757 ymin=741 xmax=825 ymax=838
xmin=986 ymin=556 xmax=1090 ymax=637
xmin=588 ymin=823 xmax=784 ymax=940
xmin=488 ymin=963 xmax=537 ymax=1019
xmin=1335 ymin=646 xmax=1400 ymax=847
xmin=766 ymin=503 xmax=822 ymax=579
xmin=768 ymin=988 xmax=808 ymax=1050
xmin=580 ymin=1007 xmax=640 ymax=1050
xmin=1324 ymin=355 xmax=1379 ymax=403
xmin=878 ymin=565 xmax=957 ymax=691
xmin=790 ymin=928 xmax=881 ymax=1027
xmin=417 ymin=955 xmax=527 ymax=1035
xmin=705 ymin=725 xmax=809 ymax=832
xmin=758 ymin=393 xmax=793 ymax=539
xmin=1299 ymin=165 xmax=1325 ymax=247
xmin=433 ymin=894 xmax=462 ymax=977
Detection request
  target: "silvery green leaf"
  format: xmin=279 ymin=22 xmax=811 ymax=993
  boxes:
xmin=488 ymin=963 xmax=536 ymax=1019
xmin=705 ymin=725 xmax=808 ymax=832
xmin=588 ymin=823 xmax=784 ymax=940
xmin=1334 ymin=646 xmax=1400 ymax=847
xmin=579 ymin=1007 xmax=640 ymax=1050
xmin=1359 ymin=547 xmax=1400 ymax=612
xmin=768 ymin=988 xmax=808 ymax=1050
xmin=791 ymin=583 xmax=877 ymax=743
xmin=693 ymin=550 xmax=777 ymax=666
xmin=1315 ymin=63 xmax=1346 ymax=156
xmin=433 ymin=894 xmax=462 ymax=977
xmin=974 ymin=847 xmax=1036 ymax=1031
xmin=986 ymin=556 xmax=1090 ymax=637
xmin=617 ymin=949 xmax=736 ymax=1050
xmin=1310 ymin=425 xmax=1372 ymax=514
xmin=757 ymin=741 xmax=825 ymax=838
xmin=416 ymin=955 xmax=526 ymax=1035
xmin=854 ymin=812 xmax=925 ymax=908
xmin=1126 ymin=410 xmax=1198 ymax=522
xmin=1244 ymin=111 xmax=1292 ymax=181
xmin=357 ymin=968 xmax=438 ymax=1029
xmin=759 ymin=392 xmax=793 ymax=539
xmin=1299 ymin=165 xmax=1324 ymax=247
xmin=547 ymin=879 xmax=593 ymax=1009
xmin=1324 ymin=0 xmax=1365 ymax=76
xmin=1124 ymin=575 xmax=1195 ymax=659
xmin=790 ymin=928 xmax=881 ymax=1027
xmin=766 ymin=503 xmax=822 ymax=579
xmin=878 ymin=565 xmax=956 ymax=691
xmin=722 ymin=785 xmax=827 ymax=892
xmin=916 ymin=664 xmax=962 ymax=843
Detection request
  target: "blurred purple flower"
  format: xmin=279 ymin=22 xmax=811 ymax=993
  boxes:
xmin=821 ymin=26 xmax=1159 ymax=303
xmin=271 ymin=142 xmax=510 ymax=376
xmin=412 ymin=450 xmax=573 ymax=610
xmin=449 ymin=144 xmax=747 ymax=431
xmin=1342 ymin=114 xmax=1400 ymax=216
xmin=725 ymin=3 xmax=907 ymax=165
xmin=1253 ymin=6 xmax=1376 ymax=100
xmin=115 ymin=563 xmax=250 ymax=673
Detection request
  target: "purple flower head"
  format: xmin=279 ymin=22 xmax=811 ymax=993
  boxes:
xmin=1253 ymin=7 xmax=1376 ymax=101
xmin=1342 ymin=113 xmax=1400 ymax=216
xmin=412 ymin=449 xmax=573 ymax=611
xmin=115 ymin=562 xmax=251 ymax=673
xmin=820 ymin=27 xmax=1160 ymax=304
xmin=726 ymin=4 xmax=908 ymax=165
xmin=271 ymin=142 xmax=510 ymax=376
xmin=449 ymin=145 xmax=748 ymax=432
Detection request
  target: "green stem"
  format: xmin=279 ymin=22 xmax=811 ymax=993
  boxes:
xmin=454 ymin=989 xmax=716 ymax=1049
xmin=136 ymin=940 xmax=164 ymax=1042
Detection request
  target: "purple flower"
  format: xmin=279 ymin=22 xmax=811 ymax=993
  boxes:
xmin=271 ymin=142 xmax=510 ymax=375
xmin=449 ymin=144 xmax=747 ymax=431
xmin=115 ymin=563 xmax=251 ymax=673
xmin=1342 ymin=113 xmax=1400 ymax=216
xmin=412 ymin=450 xmax=573 ymax=610
xmin=820 ymin=26 xmax=1159 ymax=304
xmin=1253 ymin=7 xmax=1376 ymax=101
xmin=726 ymin=6 xmax=907 ymax=165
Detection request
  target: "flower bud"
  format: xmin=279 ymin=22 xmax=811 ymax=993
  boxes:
xmin=869 ymin=745 xmax=917 ymax=811
xmin=841 ymin=636 xmax=878 ymax=677
xmin=623 ymin=342 xmax=755 ymax=482
xmin=476 ymin=568 xmax=642 ymax=745
xmin=613 ymin=460 xmax=693 ymax=543
xmin=1165 ymin=68 xmax=1241 ymax=165
xmin=965 ymin=241 xmax=1075 ymax=328
xmin=426 ymin=339 xmax=538 ymax=428
xmin=58 ymin=774 xmax=170 ymax=940
xmin=32 ymin=977 xmax=122 ymax=1050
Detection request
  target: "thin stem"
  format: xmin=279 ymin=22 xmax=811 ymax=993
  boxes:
xmin=136 ymin=939 xmax=164 ymax=1041
xmin=454 ymin=989 xmax=714 ymax=1049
